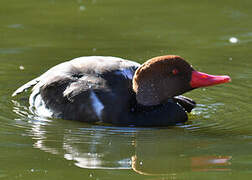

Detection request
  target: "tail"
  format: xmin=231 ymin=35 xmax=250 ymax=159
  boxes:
xmin=12 ymin=77 xmax=40 ymax=97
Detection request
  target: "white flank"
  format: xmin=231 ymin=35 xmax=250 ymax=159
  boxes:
xmin=90 ymin=91 xmax=104 ymax=121
xmin=32 ymin=94 xmax=53 ymax=117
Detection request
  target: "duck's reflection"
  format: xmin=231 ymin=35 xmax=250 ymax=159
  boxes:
xmin=13 ymin=100 xmax=232 ymax=175
xmin=32 ymin=124 xmax=232 ymax=174
xmin=59 ymin=126 xmax=135 ymax=169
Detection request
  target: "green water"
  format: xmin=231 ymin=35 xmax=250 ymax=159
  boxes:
xmin=1 ymin=0 xmax=252 ymax=179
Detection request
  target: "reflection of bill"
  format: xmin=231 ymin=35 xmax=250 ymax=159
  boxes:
xmin=191 ymin=156 xmax=232 ymax=172
xmin=13 ymin=101 xmax=232 ymax=176
xmin=132 ymin=155 xmax=232 ymax=175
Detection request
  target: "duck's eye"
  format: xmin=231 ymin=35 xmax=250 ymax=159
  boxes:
xmin=172 ymin=68 xmax=179 ymax=75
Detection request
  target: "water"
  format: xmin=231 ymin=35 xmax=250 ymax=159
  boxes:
xmin=1 ymin=0 xmax=252 ymax=179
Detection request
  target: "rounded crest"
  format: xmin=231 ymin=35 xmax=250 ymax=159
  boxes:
xmin=133 ymin=55 xmax=194 ymax=106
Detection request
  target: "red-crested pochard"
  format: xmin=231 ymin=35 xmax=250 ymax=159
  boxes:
xmin=12 ymin=55 xmax=230 ymax=126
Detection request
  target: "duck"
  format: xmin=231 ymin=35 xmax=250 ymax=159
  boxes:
xmin=12 ymin=55 xmax=231 ymax=126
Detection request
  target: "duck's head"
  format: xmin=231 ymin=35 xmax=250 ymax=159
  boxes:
xmin=133 ymin=55 xmax=231 ymax=106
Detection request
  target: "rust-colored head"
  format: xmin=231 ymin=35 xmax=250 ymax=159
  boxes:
xmin=132 ymin=55 xmax=230 ymax=106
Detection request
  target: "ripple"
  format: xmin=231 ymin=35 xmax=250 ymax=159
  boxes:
xmin=0 ymin=48 xmax=29 ymax=55
xmin=7 ymin=24 xmax=24 ymax=29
